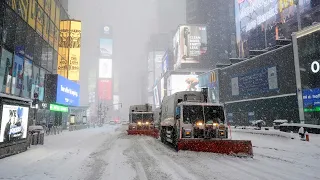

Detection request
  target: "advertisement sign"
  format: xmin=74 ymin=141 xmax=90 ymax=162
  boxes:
xmin=0 ymin=48 xmax=13 ymax=93
xmin=31 ymin=66 xmax=40 ymax=100
xmin=11 ymin=55 xmax=24 ymax=96
xmin=22 ymin=59 xmax=33 ymax=98
xmin=231 ymin=66 xmax=278 ymax=96
xmin=198 ymin=70 xmax=220 ymax=103
xmin=98 ymin=79 xmax=112 ymax=100
xmin=39 ymin=69 xmax=45 ymax=101
xmin=68 ymin=21 xmax=81 ymax=81
xmin=173 ymin=25 xmax=207 ymax=68
xmin=236 ymin=0 xmax=311 ymax=56
xmin=100 ymin=39 xmax=113 ymax=57
xmin=167 ymin=74 xmax=200 ymax=95
xmin=50 ymin=104 xmax=68 ymax=112
xmin=58 ymin=20 xmax=81 ymax=81
xmin=99 ymin=59 xmax=112 ymax=78
xmin=56 ymin=75 xmax=80 ymax=106
xmin=0 ymin=105 xmax=29 ymax=143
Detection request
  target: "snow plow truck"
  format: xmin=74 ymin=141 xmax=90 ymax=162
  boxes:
xmin=127 ymin=104 xmax=159 ymax=138
xmin=160 ymin=90 xmax=253 ymax=156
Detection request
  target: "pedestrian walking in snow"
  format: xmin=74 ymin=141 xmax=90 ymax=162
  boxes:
xmin=298 ymin=126 xmax=305 ymax=139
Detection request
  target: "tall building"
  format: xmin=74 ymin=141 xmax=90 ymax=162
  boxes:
xmin=0 ymin=0 xmax=80 ymax=157
xmin=236 ymin=0 xmax=320 ymax=57
xmin=186 ymin=0 xmax=237 ymax=66
xmin=156 ymin=0 xmax=186 ymax=34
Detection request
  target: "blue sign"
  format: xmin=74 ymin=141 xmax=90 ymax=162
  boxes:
xmin=302 ymin=88 xmax=320 ymax=108
xmin=56 ymin=75 xmax=80 ymax=106
xmin=235 ymin=66 xmax=278 ymax=96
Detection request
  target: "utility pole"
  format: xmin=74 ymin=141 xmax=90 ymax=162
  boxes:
xmin=296 ymin=0 xmax=302 ymax=31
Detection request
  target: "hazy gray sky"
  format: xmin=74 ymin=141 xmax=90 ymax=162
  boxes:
xmin=68 ymin=0 xmax=158 ymax=116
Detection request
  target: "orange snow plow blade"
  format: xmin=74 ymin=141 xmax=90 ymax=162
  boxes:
xmin=177 ymin=139 xmax=253 ymax=156
xmin=127 ymin=129 xmax=159 ymax=138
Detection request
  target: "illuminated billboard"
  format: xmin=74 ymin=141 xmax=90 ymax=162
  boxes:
xmin=58 ymin=20 xmax=82 ymax=81
xmin=236 ymin=0 xmax=312 ymax=57
xmin=100 ymin=39 xmax=113 ymax=57
xmin=98 ymin=79 xmax=112 ymax=100
xmin=0 ymin=105 xmax=29 ymax=143
xmin=167 ymin=74 xmax=200 ymax=96
xmin=173 ymin=25 xmax=207 ymax=69
xmin=99 ymin=59 xmax=112 ymax=78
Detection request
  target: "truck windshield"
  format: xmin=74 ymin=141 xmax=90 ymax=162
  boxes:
xmin=131 ymin=113 xmax=153 ymax=123
xmin=182 ymin=105 xmax=225 ymax=124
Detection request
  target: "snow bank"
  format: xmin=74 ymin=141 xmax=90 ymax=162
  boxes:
xmin=231 ymin=128 xmax=293 ymax=138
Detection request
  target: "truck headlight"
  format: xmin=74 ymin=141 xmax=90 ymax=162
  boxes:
xmin=138 ymin=122 xmax=142 ymax=125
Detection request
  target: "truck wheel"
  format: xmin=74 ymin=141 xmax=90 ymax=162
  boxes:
xmin=172 ymin=128 xmax=178 ymax=151
xmin=160 ymin=128 xmax=166 ymax=143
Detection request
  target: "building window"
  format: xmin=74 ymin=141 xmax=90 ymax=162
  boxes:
xmin=34 ymin=34 xmax=43 ymax=65
xmin=23 ymin=58 xmax=33 ymax=98
xmin=25 ymin=26 xmax=35 ymax=60
xmin=0 ymin=47 xmax=13 ymax=94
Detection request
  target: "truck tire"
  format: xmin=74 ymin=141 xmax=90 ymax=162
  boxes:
xmin=160 ymin=127 xmax=166 ymax=143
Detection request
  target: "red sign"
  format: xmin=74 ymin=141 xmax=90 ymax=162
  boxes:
xmin=98 ymin=79 xmax=112 ymax=100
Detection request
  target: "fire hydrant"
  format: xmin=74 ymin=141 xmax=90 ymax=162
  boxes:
xmin=305 ymin=131 xmax=309 ymax=142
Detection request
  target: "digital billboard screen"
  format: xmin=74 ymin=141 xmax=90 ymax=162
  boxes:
xmin=99 ymin=59 xmax=112 ymax=78
xmin=0 ymin=105 xmax=29 ymax=143
xmin=167 ymin=74 xmax=200 ymax=96
xmin=98 ymin=79 xmax=112 ymax=100
xmin=236 ymin=0 xmax=312 ymax=57
xmin=100 ymin=39 xmax=113 ymax=58
xmin=56 ymin=75 xmax=80 ymax=106
xmin=173 ymin=25 xmax=207 ymax=69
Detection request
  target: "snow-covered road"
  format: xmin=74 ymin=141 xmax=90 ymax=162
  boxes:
xmin=0 ymin=125 xmax=319 ymax=180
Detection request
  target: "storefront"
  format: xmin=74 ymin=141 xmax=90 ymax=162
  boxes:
xmin=219 ymin=44 xmax=299 ymax=126
xmin=293 ymin=23 xmax=320 ymax=125
xmin=44 ymin=74 xmax=80 ymax=127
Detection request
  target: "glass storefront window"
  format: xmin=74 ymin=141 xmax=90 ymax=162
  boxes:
xmin=39 ymin=68 xmax=45 ymax=101
xmin=31 ymin=65 xmax=40 ymax=99
xmin=22 ymin=59 xmax=33 ymax=98
xmin=298 ymin=30 xmax=320 ymax=124
xmin=0 ymin=48 xmax=13 ymax=94
xmin=11 ymin=54 xmax=24 ymax=96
